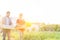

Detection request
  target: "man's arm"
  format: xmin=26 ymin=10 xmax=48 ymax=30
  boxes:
xmin=2 ymin=17 xmax=5 ymax=24
xmin=9 ymin=18 xmax=12 ymax=25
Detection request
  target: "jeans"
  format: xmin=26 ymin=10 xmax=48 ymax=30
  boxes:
xmin=3 ymin=29 xmax=10 ymax=40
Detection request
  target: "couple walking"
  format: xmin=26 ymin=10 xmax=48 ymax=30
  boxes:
xmin=2 ymin=11 xmax=25 ymax=40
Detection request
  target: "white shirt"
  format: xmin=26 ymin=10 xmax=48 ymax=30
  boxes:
xmin=3 ymin=16 xmax=11 ymax=25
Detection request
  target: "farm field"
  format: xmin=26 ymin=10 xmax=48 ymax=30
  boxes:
xmin=0 ymin=31 xmax=60 ymax=40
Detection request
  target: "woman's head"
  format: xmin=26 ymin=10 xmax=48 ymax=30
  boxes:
xmin=19 ymin=13 xmax=23 ymax=18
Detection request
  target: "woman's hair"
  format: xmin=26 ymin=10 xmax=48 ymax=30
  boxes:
xmin=19 ymin=13 xmax=23 ymax=16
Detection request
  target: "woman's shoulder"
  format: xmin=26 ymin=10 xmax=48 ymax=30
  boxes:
xmin=16 ymin=19 xmax=19 ymax=21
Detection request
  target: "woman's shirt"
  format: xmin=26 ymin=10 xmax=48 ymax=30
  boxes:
xmin=16 ymin=19 xmax=25 ymax=25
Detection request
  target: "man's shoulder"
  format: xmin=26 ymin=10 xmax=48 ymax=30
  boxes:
xmin=2 ymin=16 xmax=6 ymax=19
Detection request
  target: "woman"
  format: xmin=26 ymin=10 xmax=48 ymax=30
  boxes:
xmin=16 ymin=13 xmax=25 ymax=40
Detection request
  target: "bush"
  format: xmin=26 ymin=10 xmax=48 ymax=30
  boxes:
xmin=39 ymin=24 xmax=60 ymax=31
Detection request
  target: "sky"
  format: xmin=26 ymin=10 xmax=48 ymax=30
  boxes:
xmin=0 ymin=0 xmax=60 ymax=24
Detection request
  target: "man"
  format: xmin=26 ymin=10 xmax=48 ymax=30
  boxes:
xmin=2 ymin=11 xmax=12 ymax=40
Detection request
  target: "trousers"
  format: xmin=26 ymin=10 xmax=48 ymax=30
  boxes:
xmin=3 ymin=29 xmax=11 ymax=40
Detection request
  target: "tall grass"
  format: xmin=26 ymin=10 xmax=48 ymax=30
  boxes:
xmin=0 ymin=31 xmax=60 ymax=40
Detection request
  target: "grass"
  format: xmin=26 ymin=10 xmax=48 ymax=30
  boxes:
xmin=23 ymin=31 xmax=60 ymax=40
xmin=0 ymin=31 xmax=60 ymax=40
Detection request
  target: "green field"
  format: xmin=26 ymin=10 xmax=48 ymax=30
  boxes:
xmin=0 ymin=31 xmax=60 ymax=40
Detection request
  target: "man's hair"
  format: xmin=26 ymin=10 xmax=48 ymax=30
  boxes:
xmin=6 ymin=11 xmax=10 ymax=14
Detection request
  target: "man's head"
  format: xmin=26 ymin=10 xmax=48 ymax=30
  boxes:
xmin=6 ymin=11 xmax=10 ymax=17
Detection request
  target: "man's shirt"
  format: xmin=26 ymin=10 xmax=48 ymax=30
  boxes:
xmin=3 ymin=16 xmax=12 ymax=25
